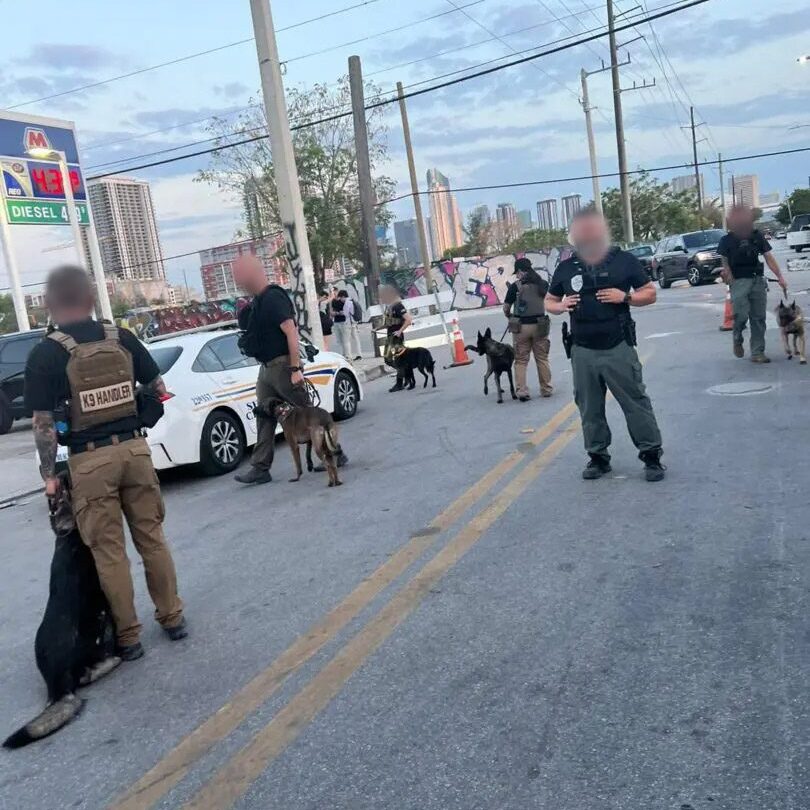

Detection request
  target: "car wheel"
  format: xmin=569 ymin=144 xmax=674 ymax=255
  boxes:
xmin=333 ymin=371 xmax=358 ymax=421
xmin=199 ymin=410 xmax=245 ymax=475
xmin=795 ymin=246 xmax=804 ymax=253
xmin=658 ymin=272 xmax=671 ymax=290
xmin=0 ymin=391 xmax=12 ymax=435
xmin=687 ymin=265 xmax=702 ymax=286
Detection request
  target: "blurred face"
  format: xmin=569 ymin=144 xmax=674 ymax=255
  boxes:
xmin=232 ymin=256 xmax=266 ymax=295
xmin=728 ymin=208 xmax=754 ymax=236
xmin=569 ymin=214 xmax=610 ymax=265
xmin=379 ymin=286 xmax=398 ymax=305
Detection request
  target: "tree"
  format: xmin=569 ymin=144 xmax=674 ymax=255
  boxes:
xmin=110 ymin=296 xmax=130 ymax=319
xmin=197 ymin=78 xmax=395 ymax=290
xmin=0 ymin=294 xmax=19 ymax=334
xmin=601 ymin=172 xmax=705 ymax=243
xmin=776 ymin=189 xmax=810 ymax=225
xmin=464 ymin=210 xmax=492 ymax=256
xmin=442 ymin=245 xmax=471 ymax=259
xmin=504 ymin=228 xmax=568 ymax=253
xmin=699 ymin=201 xmax=724 ymax=229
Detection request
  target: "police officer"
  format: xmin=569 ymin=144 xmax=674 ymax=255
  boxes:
xmin=24 ymin=265 xmax=186 ymax=661
xmin=503 ymin=257 xmax=552 ymax=401
xmin=545 ymin=209 xmax=665 ymax=481
xmin=232 ymin=255 xmax=312 ymax=484
xmin=379 ymin=284 xmax=412 ymax=392
xmin=718 ymin=204 xmax=788 ymax=363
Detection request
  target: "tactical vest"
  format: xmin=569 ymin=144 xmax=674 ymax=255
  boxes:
xmin=48 ymin=326 xmax=137 ymax=432
xmin=515 ymin=280 xmax=546 ymax=318
xmin=384 ymin=303 xmax=405 ymax=331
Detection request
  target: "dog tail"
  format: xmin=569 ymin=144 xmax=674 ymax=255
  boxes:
xmin=324 ymin=424 xmax=341 ymax=456
xmin=3 ymin=694 xmax=84 ymax=749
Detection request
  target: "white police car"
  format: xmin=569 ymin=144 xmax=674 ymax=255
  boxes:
xmin=53 ymin=328 xmax=362 ymax=475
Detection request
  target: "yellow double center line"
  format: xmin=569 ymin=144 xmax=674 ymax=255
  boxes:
xmin=111 ymin=399 xmax=580 ymax=810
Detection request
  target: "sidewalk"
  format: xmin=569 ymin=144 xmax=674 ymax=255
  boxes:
xmin=0 ymin=422 xmax=42 ymax=506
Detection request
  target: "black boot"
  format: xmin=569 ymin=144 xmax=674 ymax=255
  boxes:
xmin=313 ymin=452 xmax=348 ymax=473
xmin=117 ymin=641 xmax=145 ymax=661
xmin=163 ymin=617 xmax=188 ymax=641
xmin=640 ymin=449 xmax=666 ymax=482
xmin=582 ymin=454 xmax=611 ymax=480
xmin=234 ymin=467 xmax=272 ymax=485
xmin=389 ymin=381 xmax=404 ymax=392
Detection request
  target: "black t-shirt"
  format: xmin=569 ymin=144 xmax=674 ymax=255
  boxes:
xmin=717 ymin=230 xmax=770 ymax=279
xmin=237 ymin=285 xmax=295 ymax=363
xmin=331 ymin=298 xmax=347 ymax=323
xmin=24 ymin=319 xmax=159 ymax=446
xmin=504 ymin=278 xmax=549 ymax=323
xmin=387 ymin=301 xmax=407 ymax=336
xmin=550 ymin=249 xmax=649 ymax=350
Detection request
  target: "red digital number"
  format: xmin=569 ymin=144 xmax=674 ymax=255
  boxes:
xmin=69 ymin=169 xmax=81 ymax=194
xmin=31 ymin=167 xmax=48 ymax=193
xmin=46 ymin=167 xmax=63 ymax=194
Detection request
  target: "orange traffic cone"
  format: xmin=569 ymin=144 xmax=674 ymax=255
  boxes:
xmin=719 ymin=284 xmax=733 ymax=331
xmin=445 ymin=318 xmax=474 ymax=368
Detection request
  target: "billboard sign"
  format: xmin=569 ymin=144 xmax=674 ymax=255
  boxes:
xmin=0 ymin=112 xmax=87 ymax=227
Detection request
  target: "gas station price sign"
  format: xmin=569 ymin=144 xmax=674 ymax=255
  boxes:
xmin=2 ymin=158 xmax=86 ymax=201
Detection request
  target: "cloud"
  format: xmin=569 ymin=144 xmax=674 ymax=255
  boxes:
xmin=214 ymin=82 xmax=251 ymax=100
xmin=126 ymin=106 xmax=244 ymax=131
xmin=18 ymin=43 xmax=122 ymax=71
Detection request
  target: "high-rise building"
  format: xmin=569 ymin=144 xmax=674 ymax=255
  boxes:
xmin=536 ymin=199 xmax=559 ymax=231
xmin=760 ymin=191 xmax=780 ymax=206
xmin=729 ymin=174 xmax=760 ymax=208
xmin=671 ymin=173 xmax=706 ymax=201
xmin=394 ymin=219 xmax=421 ymax=266
xmin=470 ymin=204 xmax=492 ymax=224
xmin=199 ymin=235 xmax=286 ymax=301
xmin=426 ymin=168 xmax=464 ymax=257
xmin=561 ymin=194 xmax=582 ymax=228
xmin=85 ymin=177 xmax=165 ymax=281
xmin=495 ymin=202 xmax=520 ymax=243
xmin=517 ymin=209 xmax=533 ymax=232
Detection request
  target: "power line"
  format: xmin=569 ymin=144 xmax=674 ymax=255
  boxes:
xmin=6 ymin=0 xmax=388 ymax=110
xmin=86 ymin=0 xmax=710 ymax=181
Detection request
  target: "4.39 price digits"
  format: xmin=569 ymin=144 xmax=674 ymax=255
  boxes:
xmin=29 ymin=166 xmax=82 ymax=198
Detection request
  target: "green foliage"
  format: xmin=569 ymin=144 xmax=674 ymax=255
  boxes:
xmin=442 ymin=245 xmax=471 ymax=259
xmin=776 ymin=189 xmax=810 ymax=225
xmin=0 ymin=294 xmax=19 ymax=334
xmin=197 ymin=78 xmax=395 ymax=290
xmin=504 ymin=228 xmax=568 ymax=253
xmin=110 ymin=296 xmax=130 ymax=319
xmin=463 ymin=210 xmax=491 ymax=256
xmin=601 ymin=172 xmax=713 ymax=243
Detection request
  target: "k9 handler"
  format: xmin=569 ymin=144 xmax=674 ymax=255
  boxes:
xmin=546 ymin=210 xmax=665 ymax=482
xmin=24 ymin=265 xmax=185 ymax=661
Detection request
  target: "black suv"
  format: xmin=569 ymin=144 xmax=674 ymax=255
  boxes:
xmin=0 ymin=329 xmax=45 ymax=434
xmin=627 ymin=244 xmax=655 ymax=280
xmin=651 ymin=229 xmax=726 ymax=288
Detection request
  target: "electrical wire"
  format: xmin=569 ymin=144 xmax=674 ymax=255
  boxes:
xmin=85 ymin=0 xmax=711 ymax=181
xmin=6 ymin=0 xmax=389 ymax=110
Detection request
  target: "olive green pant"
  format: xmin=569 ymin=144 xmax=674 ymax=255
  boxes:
xmin=571 ymin=342 xmax=662 ymax=459
xmin=251 ymin=355 xmax=309 ymax=471
xmin=731 ymin=275 xmax=768 ymax=357
xmin=513 ymin=321 xmax=552 ymax=397
xmin=69 ymin=438 xmax=183 ymax=646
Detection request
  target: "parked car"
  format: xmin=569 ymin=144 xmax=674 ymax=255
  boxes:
xmin=0 ymin=329 xmax=46 ymax=434
xmin=50 ymin=327 xmax=363 ymax=476
xmin=775 ymin=230 xmax=787 ymax=239
xmin=787 ymin=214 xmax=810 ymax=253
xmin=627 ymin=244 xmax=656 ymax=280
xmin=651 ymin=229 xmax=726 ymax=288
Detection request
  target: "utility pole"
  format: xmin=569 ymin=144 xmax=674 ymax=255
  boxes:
xmin=348 ymin=55 xmax=380 ymax=306
xmin=689 ymin=106 xmax=702 ymax=211
xmin=731 ymin=175 xmax=737 ymax=207
xmin=717 ymin=153 xmax=726 ymax=227
xmin=397 ymin=82 xmax=434 ymax=294
xmin=248 ymin=0 xmax=322 ymax=345
xmin=580 ymin=69 xmax=602 ymax=214
xmin=0 ymin=206 xmax=28 ymax=331
xmin=607 ymin=0 xmax=633 ymax=243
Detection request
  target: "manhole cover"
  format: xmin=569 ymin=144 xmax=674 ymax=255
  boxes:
xmin=707 ymin=382 xmax=775 ymax=396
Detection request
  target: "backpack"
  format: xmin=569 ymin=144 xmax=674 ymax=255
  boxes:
xmin=351 ymin=299 xmax=363 ymax=323
xmin=237 ymin=284 xmax=286 ymax=359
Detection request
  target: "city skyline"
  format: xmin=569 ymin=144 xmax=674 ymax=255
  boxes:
xmin=426 ymin=168 xmax=464 ymax=259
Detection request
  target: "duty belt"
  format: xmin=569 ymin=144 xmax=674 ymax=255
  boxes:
xmin=69 ymin=431 xmax=142 ymax=456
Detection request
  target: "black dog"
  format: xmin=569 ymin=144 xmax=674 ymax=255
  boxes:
xmin=392 ymin=346 xmax=437 ymax=390
xmin=466 ymin=328 xmax=517 ymax=404
xmin=4 ymin=476 xmax=119 ymax=749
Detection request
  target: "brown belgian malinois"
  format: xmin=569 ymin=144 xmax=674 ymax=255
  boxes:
xmin=271 ymin=401 xmax=344 ymax=487
xmin=776 ymin=300 xmax=806 ymax=364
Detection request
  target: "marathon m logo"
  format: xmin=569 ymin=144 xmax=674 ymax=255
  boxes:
xmin=23 ymin=127 xmax=51 ymax=153
xmin=79 ymin=381 xmax=134 ymax=414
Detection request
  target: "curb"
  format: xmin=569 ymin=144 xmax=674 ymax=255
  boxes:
xmin=354 ymin=359 xmax=390 ymax=383
xmin=0 ymin=485 xmax=43 ymax=508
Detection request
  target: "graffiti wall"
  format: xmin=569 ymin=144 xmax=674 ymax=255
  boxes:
xmin=386 ymin=248 xmax=574 ymax=309
xmin=115 ymin=297 xmax=250 ymax=339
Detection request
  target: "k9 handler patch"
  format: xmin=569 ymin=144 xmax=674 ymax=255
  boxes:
xmin=80 ymin=381 xmax=135 ymax=413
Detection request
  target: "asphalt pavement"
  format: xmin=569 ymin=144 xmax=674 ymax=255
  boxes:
xmin=2 ymin=268 xmax=810 ymax=809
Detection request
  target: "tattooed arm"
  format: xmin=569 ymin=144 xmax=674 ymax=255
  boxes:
xmin=32 ymin=410 xmax=59 ymax=496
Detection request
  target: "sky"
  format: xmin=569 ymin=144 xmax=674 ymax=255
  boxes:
xmin=0 ymin=0 xmax=808 ymax=295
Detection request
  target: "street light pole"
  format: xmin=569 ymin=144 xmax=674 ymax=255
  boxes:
xmin=580 ymin=69 xmax=603 ymax=214
xmin=248 ymin=0 xmax=323 ymax=345
xmin=0 ymin=204 xmax=28 ymax=331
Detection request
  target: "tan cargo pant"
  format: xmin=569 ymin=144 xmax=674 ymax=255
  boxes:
xmin=69 ymin=437 xmax=183 ymax=646
xmin=513 ymin=320 xmax=553 ymax=398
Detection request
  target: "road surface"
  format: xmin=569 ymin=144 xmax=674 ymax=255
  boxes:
xmin=1 ymin=272 xmax=809 ymax=810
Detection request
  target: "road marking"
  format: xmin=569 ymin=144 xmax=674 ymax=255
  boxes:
xmin=182 ymin=420 xmax=581 ymax=810
xmin=109 ymin=398 xmax=577 ymax=810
